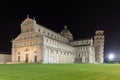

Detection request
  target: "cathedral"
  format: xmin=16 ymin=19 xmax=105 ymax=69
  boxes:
xmin=11 ymin=16 xmax=105 ymax=64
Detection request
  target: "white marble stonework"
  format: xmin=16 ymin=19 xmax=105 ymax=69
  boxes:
xmin=0 ymin=53 xmax=11 ymax=63
xmin=11 ymin=16 xmax=105 ymax=64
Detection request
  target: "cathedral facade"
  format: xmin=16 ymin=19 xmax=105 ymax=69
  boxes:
xmin=11 ymin=16 xmax=105 ymax=64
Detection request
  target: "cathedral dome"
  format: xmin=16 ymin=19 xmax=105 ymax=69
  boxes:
xmin=60 ymin=25 xmax=73 ymax=41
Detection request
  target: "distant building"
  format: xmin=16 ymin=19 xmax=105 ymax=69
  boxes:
xmin=11 ymin=16 xmax=105 ymax=64
xmin=0 ymin=52 xmax=11 ymax=63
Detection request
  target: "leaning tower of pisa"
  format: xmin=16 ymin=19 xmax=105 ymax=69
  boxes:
xmin=94 ymin=29 xmax=105 ymax=63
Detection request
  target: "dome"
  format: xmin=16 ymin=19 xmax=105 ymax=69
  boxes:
xmin=60 ymin=25 xmax=73 ymax=41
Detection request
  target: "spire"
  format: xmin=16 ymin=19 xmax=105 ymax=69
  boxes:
xmin=27 ymin=14 xmax=29 ymax=18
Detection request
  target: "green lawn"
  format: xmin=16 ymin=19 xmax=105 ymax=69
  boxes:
xmin=0 ymin=64 xmax=120 ymax=80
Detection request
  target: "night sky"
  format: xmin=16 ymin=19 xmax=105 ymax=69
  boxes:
xmin=0 ymin=1 xmax=120 ymax=58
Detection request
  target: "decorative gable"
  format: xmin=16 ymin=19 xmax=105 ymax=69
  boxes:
xmin=21 ymin=15 xmax=36 ymax=27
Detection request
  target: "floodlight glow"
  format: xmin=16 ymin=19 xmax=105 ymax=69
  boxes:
xmin=108 ymin=54 xmax=114 ymax=60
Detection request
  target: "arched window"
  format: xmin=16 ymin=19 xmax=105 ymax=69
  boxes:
xmin=18 ymin=52 xmax=20 ymax=55
xmin=26 ymin=29 xmax=28 ymax=32
xmin=38 ymin=29 xmax=40 ymax=32
xmin=51 ymin=34 xmax=53 ymax=37
xmin=79 ymin=54 xmax=80 ymax=57
xmin=51 ymin=50 xmax=53 ymax=53
xmin=36 ymin=35 xmax=38 ymax=37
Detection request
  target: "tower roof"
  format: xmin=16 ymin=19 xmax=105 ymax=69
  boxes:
xmin=95 ymin=25 xmax=104 ymax=30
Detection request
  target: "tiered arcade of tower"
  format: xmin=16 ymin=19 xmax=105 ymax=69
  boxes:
xmin=94 ymin=30 xmax=105 ymax=63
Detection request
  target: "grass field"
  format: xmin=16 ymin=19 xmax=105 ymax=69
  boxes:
xmin=0 ymin=64 xmax=120 ymax=80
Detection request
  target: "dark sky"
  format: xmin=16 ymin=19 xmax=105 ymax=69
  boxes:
xmin=0 ymin=1 xmax=120 ymax=58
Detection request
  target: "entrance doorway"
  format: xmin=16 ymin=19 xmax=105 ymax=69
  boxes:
xmin=25 ymin=54 xmax=28 ymax=63
xmin=34 ymin=55 xmax=37 ymax=62
xmin=18 ymin=56 xmax=20 ymax=62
